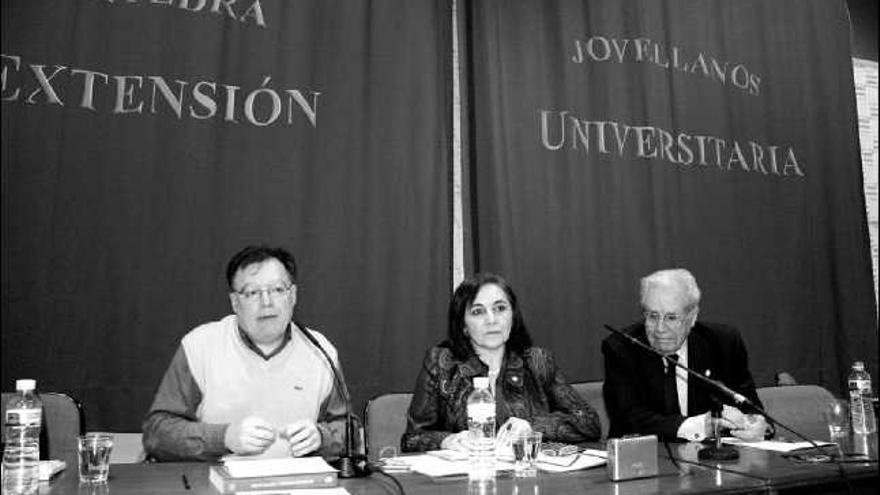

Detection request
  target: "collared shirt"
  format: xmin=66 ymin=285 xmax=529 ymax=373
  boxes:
xmin=602 ymin=320 xmax=765 ymax=442
xmin=671 ymin=340 xmax=709 ymax=441
xmin=142 ymin=315 xmax=348 ymax=462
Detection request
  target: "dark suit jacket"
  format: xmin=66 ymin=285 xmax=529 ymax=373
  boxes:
xmin=602 ymin=321 xmax=762 ymax=440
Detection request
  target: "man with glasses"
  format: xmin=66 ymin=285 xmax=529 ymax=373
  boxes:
xmin=602 ymin=268 xmax=767 ymax=442
xmin=143 ymin=245 xmax=348 ymax=461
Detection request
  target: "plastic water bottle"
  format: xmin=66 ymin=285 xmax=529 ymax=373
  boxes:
xmin=3 ymin=379 xmax=42 ymax=495
xmin=467 ymin=376 xmax=496 ymax=482
xmin=848 ymin=362 xmax=877 ymax=434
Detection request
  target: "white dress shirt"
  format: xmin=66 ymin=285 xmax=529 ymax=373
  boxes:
xmin=670 ymin=340 xmax=711 ymax=441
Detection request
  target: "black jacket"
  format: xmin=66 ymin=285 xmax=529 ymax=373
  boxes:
xmin=402 ymin=345 xmax=602 ymax=452
xmin=602 ymin=321 xmax=762 ymax=440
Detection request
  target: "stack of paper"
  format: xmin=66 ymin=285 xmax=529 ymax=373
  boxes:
xmin=38 ymin=460 xmax=66 ymax=480
xmin=721 ymin=438 xmax=835 ymax=452
xmin=222 ymin=457 xmax=336 ymax=478
xmin=407 ymin=454 xmax=486 ymax=477
xmin=404 ymin=448 xmax=608 ymax=477
xmin=536 ymin=449 xmax=607 ymax=473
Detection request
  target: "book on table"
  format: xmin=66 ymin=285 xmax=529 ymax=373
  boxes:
xmin=209 ymin=456 xmax=338 ymax=493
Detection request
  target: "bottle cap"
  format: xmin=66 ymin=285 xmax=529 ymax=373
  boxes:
xmin=15 ymin=379 xmax=36 ymax=391
xmin=473 ymin=377 xmax=490 ymax=389
xmin=854 ymin=361 xmax=865 ymax=370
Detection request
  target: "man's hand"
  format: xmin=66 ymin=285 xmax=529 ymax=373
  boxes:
xmin=224 ymin=416 xmax=277 ymax=455
xmin=719 ymin=405 xmax=766 ymax=441
xmin=720 ymin=404 xmax=746 ymax=429
xmin=440 ymin=431 xmax=472 ymax=452
xmin=698 ymin=406 xmax=740 ymax=439
xmin=281 ymin=420 xmax=322 ymax=457
xmin=729 ymin=414 xmax=767 ymax=442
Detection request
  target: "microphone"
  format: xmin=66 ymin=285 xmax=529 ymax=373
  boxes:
xmin=602 ymin=324 xmax=756 ymax=410
xmin=602 ymin=324 xmax=843 ymax=463
xmin=295 ymin=321 xmax=370 ymax=478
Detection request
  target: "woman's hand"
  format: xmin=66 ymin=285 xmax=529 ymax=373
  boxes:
xmin=440 ymin=431 xmax=472 ymax=452
xmin=495 ymin=417 xmax=532 ymax=452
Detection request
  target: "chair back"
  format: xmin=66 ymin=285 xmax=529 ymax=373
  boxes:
xmin=563 ymin=382 xmax=837 ymax=442
xmin=2 ymin=392 xmax=84 ymax=463
xmin=571 ymin=381 xmax=609 ymax=441
xmin=363 ymin=392 xmax=412 ymax=461
xmin=757 ymin=384 xmax=837 ymax=441
xmin=108 ymin=432 xmax=146 ymax=464
xmin=363 ymin=382 xmax=611 ymax=460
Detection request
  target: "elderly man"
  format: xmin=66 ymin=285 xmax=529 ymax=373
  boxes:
xmin=602 ymin=268 xmax=768 ymax=442
xmin=143 ymin=245 xmax=347 ymax=461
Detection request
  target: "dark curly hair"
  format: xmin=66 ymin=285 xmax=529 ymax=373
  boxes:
xmin=445 ymin=273 xmax=533 ymax=360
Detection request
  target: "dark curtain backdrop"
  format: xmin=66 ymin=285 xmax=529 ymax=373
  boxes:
xmin=1 ymin=0 xmax=452 ymax=430
xmin=466 ymin=0 xmax=877 ymax=395
xmin=3 ymin=0 xmax=876 ymax=433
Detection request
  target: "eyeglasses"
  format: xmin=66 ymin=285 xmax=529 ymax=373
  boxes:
xmin=643 ymin=309 xmax=691 ymax=327
xmin=234 ymin=284 xmax=293 ymax=302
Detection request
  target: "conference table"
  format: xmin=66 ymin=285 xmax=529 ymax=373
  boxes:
xmin=40 ymin=434 xmax=878 ymax=495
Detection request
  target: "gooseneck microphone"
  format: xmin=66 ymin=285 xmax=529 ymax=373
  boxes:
xmin=603 ymin=323 xmax=861 ymax=493
xmin=295 ymin=320 xmax=370 ymax=478
xmin=601 ymin=324 xmax=841 ymax=460
xmin=603 ymin=324 xmax=756 ymax=409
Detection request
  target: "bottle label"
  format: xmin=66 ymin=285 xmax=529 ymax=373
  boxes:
xmin=468 ymin=403 xmax=494 ymax=422
xmin=850 ymin=379 xmax=872 ymax=395
xmin=5 ymin=408 xmax=41 ymax=426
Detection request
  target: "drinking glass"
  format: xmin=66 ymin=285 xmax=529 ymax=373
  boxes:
xmin=77 ymin=432 xmax=114 ymax=484
xmin=824 ymin=399 xmax=849 ymax=441
xmin=511 ymin=431 xmax=542 ymax=477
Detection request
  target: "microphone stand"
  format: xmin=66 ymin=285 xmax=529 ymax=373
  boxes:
xmin=296 ymin=321 xmax=370 ymax=478
xmin=699 ymin=398 xmax=739 ymax=461
xmin=602 ymin=324 xmax=843 ymax=463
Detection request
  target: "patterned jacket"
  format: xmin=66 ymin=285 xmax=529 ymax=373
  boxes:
xmin=401 ymin=345 xmax=601 ymax=452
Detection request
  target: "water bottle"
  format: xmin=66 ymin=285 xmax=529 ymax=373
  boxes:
xmin=848 ymin=361 xmax=877 ymax=434
xmin=3 ymin=379 xmax=42 ymax=495
xmin=467 ymin=376 xmax=496 ymax=482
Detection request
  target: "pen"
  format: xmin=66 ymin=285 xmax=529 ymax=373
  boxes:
xmin=181 ymin=473 xmax=191 ymax=490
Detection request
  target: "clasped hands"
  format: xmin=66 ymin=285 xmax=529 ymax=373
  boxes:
xmin=440 ymin=417 xmax=533 ymax=452
xmin=708 ymin=405 xmax=767 ymax=442
xmin=224 ymin=416 xmax=322 ymax=457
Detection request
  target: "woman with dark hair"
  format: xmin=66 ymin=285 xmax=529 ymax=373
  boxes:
xmin=401 ymin=273 xmax=601 ymax=452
